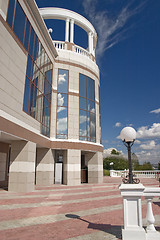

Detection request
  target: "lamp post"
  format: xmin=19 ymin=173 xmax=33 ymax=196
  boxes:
xmin=120 ymin=127 xmax=136 ymax=184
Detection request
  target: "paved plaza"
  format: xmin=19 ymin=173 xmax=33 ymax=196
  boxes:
xmin=0 ymin=177 xmax=159 ymax=240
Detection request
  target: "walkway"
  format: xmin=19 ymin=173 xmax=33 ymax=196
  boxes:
xmin=0 ymin=177 xmax=159 ymax=240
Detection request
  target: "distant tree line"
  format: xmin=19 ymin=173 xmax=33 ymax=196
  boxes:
xmin=103 ymin=149 xmax=153 ymax=171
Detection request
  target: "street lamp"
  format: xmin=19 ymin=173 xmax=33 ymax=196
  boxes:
xmin=120 ymin=127 xmax=136 ymax=184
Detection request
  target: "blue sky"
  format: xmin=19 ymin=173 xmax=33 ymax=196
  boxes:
xmin=35 ymin=0 xmax=160 ymax=164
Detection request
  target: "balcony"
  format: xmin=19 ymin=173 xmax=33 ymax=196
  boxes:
xmin=53 ymin=41 xmax=93 ymax=60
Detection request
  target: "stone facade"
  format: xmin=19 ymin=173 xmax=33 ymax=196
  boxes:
xmin=0 ymin=0 xmax=103 ymax=192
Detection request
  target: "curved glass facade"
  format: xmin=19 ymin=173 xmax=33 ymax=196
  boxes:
xmin=7 ymin=0 xmax=53 ymax=137
xmin=79 ymin=74 xmax=96 ymax=142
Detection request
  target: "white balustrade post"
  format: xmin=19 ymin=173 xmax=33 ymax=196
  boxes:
xmin=119 ymin=184 xmax=146 ymax=240
xmin=144 ymin=188 xmax=160 ymax=240
xmin=70 ymin=19 xmax=74 ymax=43
xmin=146 ymin=197 xmax=156 ymax=232
xmin=65 ymin=18 xmax=70 ymax=42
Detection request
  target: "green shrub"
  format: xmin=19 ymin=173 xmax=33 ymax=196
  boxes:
xmin=103 ymin=169 xmax=110 ymax=176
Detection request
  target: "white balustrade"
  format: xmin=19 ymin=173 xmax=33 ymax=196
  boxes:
xmin=74 ymin=45 xmax=91 ymax=58
xmin=52 ymin=41 xmax=91 ymax=59
xmin=53 ymin=41 xmax=65 ymax=50
xmin=119 ymin=184 xmax=160 ymax=240
xmin=110 ymin=170 xmax=160 ymax=178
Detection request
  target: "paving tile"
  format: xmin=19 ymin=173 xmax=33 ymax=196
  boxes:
xmin=0 ymin=177 xmax=159 ymax=240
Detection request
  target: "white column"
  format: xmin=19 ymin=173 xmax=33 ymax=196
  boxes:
xmin=70 ymin=19 xmax=74 ymax=43
xmin=119 ymin=184 xmax=146 ymax=240
xmin=88 ymin=32 xmax=92 ymax=53
xmin=65 ymin=18 xmax=70 ymax=42
xmin=91 ymin=33 xmax=94 ymax=54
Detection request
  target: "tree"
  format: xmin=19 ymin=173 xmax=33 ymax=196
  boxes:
xmin=111 ymin=149 xmax=120 ymax=155
xmin=103 ymin=155 xmax=128 ymax=170
xmin=158 ymin=162 xmax=160 ymax=170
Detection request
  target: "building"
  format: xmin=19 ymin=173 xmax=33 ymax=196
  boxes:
xmin=0 ymin=0 xmax=103 ymax=192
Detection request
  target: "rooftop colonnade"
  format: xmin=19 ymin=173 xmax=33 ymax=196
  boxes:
xmin=0 ymin=0 xmax=103 ymax=192
xmin=39 ymin=7 xmax=97 ymax=57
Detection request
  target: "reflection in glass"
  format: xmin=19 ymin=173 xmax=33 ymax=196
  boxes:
xmin=79 ymin=74 xmax=86 ymax=97
xmin=57 ymin=108 xmax=68 ymax=135
xmin=24 ymin=19 xmax=30 ymax=50
xmin=7 ymin=0 xmax=15 ymax=28
xmin=90 ymin=79 xmax=95 ymax=100
xmin=80 ymin=110 xmax=87 ymax=137
xmin=90 ymin=101 xmax=95 ymax=113
xmin=79 ymin=74 xmax=96 ymax=142
xmin=80 ymin=97 xmax=86 ymax=110
xmin=23 ymin=77 xmax=30 ymax=113
xmin=90 ymin=113 xmax=96 ymax=139
xmin=13 ymin=1 xmax=26 ymax=43
xmin=58 ymin=69 xmax=68 ymax=93
xmin=56 ymin=69 xmax=69 ymax=138
xmin=57 ymin=93 xmax=68 ymax=107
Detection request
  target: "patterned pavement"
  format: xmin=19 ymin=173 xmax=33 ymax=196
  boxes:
xmin=0 ymin=177 xmax=159 ymax=240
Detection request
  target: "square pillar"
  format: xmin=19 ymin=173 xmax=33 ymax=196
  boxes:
xmin=119 ymin=184 xmax=146 ymax=240
xmin=63 ymin=149 xmax=81 ymax=186
xmin=8 ymin=141 xmax=36 ymax=192
xmin=36 ymin=148 xmax=54 ymax=186
xmin=87 ymin=151 xmax=103 ymax=184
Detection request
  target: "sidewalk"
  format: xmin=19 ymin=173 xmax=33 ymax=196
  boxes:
xmin=0 ymin=177 xmax=159 ymax=240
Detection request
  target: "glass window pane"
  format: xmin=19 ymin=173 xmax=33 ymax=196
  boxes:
xmin=57 ymin=108 xmax=68 ymax=135
xmin=58 ymin=69 xmax=68 ymax=93
xmin=87 ymin=112 xmax=90 ymax=138
xmin=36 ymin=91 xmax=42 ymax=122
xmin=91 ymin=138 xmax=96 ymax=143
xmin=29 ymin=27 xmax=35 ymax=57
xmin=23 ymin=77 xmax=30 ymax=113
xmin=38 ymin=72 xmax=44 ymax=93
xmin=79 ymin=74 xmax=86 ymax=97
xmin=90 ymin=100 xmax=95 ymax=113
xmin=90 ymin=113 xmax=96 ymax=138
xmin=57 ymin=93 xmax=68 ymax=107
xmin=26 ymin=55 xmax=33 ymax=79
xmin=80 ymin=137 xmax=87 ymax=141
xmin=90 ymin=79 xmax=95 ymax=101
xmin=87 ymin=77 xmax=90 ymax=99
xmin=56 ymin=135 xmax=67 ymax=139
xmin=13 ymin=1 xmax=26 ymax=43
xmin=33 ymin=35 xmax=38 ymax=60
xmin=24 ymin=19 xmax=30 ymax=50
xmin=80 ymin=97 xmax=87 ymax=110
xmin=80 ymin=110 xmax=87 ymax=137
xmin=7 ymin=0 xmax=15 ymax=28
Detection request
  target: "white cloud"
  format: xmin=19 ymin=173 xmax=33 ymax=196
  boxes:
xmin=136 ymin=123 xmax=160 ymax=139
xmin=139 ymin=140 xmax=156 ymax=150
xmin=115 ymin=122 xmax=121 ymax=127
xmin=150 ymin=108 xmax=160 ymax=114
xmin=136 ymin=146 xmax=160 ymax=164
xmin=135 ymin=139 xmax=141 ymax=144
xmin=57 ymin=117 xmax=67 ymax=132
xmin=103 ymin=148 xmax=122 ymax=158
xmin=58 ymin=74 xmax=66 ymax=84
xmin=82 ymin=0 xmax=145 ymax=59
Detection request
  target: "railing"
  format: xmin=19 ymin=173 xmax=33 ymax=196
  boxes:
xmin=74 ymin=45 xmax=91 ymax=58
xmin=119 ymin=184 xmax=160 ymax=240
xmin=53 ymin=41 xmax=65 ymax=50
xmin=52 ymin=41 xmax=91 ymax=59
xmin=110 ymin=169 xmax=160 ymax=178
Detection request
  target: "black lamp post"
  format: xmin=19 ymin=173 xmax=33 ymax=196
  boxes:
xmin=120 ymin=127 xmax=136 ymax=184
